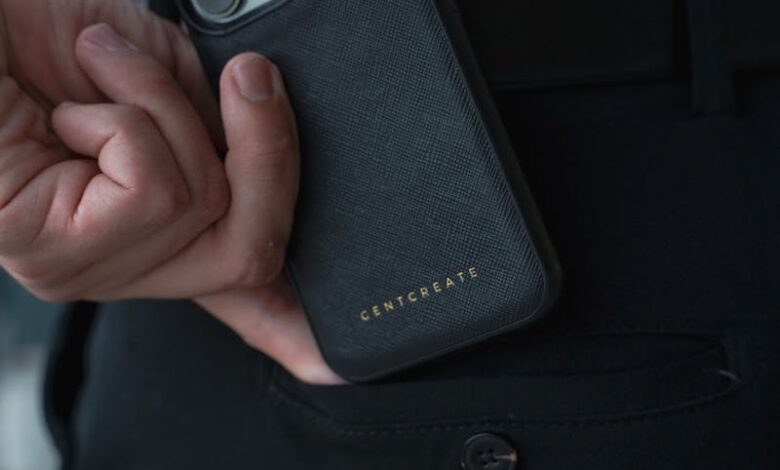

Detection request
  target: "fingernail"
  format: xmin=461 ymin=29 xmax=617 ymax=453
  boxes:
xmin=232 ymin=55 xmax=275 ymax=102
xmin=59 ymin=101 xmax=76 ymax=108
xmin=82 ymin=23 xmax=136 ymax=52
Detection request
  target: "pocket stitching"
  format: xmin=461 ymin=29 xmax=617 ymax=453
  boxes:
xmin=266 ymin=333 xmax=744 ymax=434
xmin=267 ymin=368 xmax=741 ymax=436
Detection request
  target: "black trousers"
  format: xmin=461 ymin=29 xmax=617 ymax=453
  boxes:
xmin=46 ymin=1 xmax=780 ymax=469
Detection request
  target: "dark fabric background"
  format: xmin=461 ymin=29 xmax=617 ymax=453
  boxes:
xmin=47 ymin=0 xmax=780 ymax=469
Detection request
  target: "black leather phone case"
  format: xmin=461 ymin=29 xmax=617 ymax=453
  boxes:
xmin=177 ymin=0 xmax=561 ymax=382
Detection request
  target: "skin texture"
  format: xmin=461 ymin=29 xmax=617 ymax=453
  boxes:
xmin=0 ymin=0 xmax=345 ymax=385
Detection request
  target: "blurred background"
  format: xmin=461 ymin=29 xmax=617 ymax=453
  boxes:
xmin=0 ymin=273 xmax=62 ymax=470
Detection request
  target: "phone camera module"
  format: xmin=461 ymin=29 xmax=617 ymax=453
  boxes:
xmin=192 ymin=0 xmax=243 ymax=20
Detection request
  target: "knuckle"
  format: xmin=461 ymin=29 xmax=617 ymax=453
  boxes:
xmin=137 ymin=74 xmax=177 ymax=102
xmin=230 ymin=239 xmax=286 ymax=289
xmin=260 ymin=136 xmax=296 ymax=166
xmin=234 ymin=138 xmax=296 ymax=183
xmin=133 ymin=180 xmax=191 ymax=227
xmin=157 ymin=180 xmax=192 ymax=218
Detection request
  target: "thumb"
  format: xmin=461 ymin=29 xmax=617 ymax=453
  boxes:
xmin=219 ymin=53 xmax=299 ymax=256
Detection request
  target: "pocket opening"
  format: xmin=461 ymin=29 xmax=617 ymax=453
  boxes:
xmin=268 ymin=331 xmax=740 ymax=428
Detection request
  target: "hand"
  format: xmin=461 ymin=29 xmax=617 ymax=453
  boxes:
xmin=0 ymin=1 xmax=345 ymax=384
xmin=0 ymin=0 xmax=228 ymax=299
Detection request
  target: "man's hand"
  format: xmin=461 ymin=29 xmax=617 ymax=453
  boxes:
xmin=0 ymin=1 xmax=345 ymax=385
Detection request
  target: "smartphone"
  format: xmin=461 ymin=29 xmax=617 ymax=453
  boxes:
xmin=177 ymin=0 xmax=561 ymax=382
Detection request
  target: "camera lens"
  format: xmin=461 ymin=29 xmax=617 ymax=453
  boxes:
xmin=193 ymin=0 xmax=242 ymax=18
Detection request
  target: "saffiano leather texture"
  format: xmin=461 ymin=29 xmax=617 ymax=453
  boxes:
xmin=177 ymin=0 xmax=561 ymax=381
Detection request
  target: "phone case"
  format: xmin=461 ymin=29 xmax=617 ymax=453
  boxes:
xmin=177 ymin=0 xmax=561 ymax=382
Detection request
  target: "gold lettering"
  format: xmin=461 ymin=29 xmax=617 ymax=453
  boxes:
xmin=359 ymin=266 xmax=480 ymax=323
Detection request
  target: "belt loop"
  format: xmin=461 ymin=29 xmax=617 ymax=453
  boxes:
xmin=684 ymin=0 xmax=735 ymax=115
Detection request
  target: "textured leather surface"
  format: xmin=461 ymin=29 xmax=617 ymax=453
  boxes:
xmin=178 ymin=0 xmax=560 ymax=381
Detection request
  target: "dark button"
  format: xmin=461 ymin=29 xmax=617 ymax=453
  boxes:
xmin=461 ymin=433 xmax=518 ymax=470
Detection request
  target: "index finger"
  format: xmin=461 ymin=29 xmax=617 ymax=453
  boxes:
xmin=74 ymin=23 xmax=224 ymax=200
